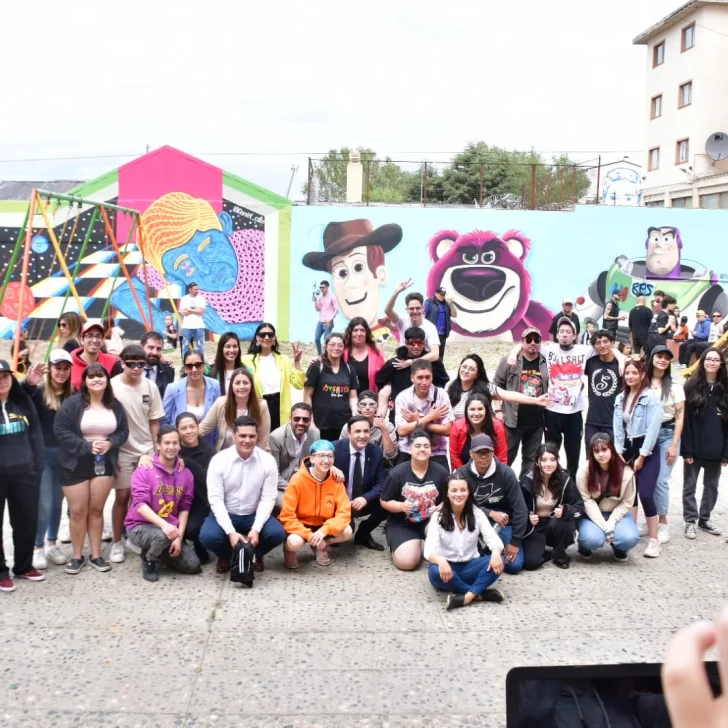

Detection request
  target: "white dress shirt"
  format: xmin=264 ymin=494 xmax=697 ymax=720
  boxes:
xmin=347 ymin=443 xmax=366 ymax=498
xmin=424 ymin=507 xmax=503 ymax=562
xmin=206 ymin=446 xmax=278 ymax=535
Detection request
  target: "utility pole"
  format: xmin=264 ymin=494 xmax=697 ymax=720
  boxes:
xmin=286 ymin=165 xmax=299 ymax=198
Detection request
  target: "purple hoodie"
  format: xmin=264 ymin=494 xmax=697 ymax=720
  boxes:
xmin=125 ymin=453 xmax=194 ymax=531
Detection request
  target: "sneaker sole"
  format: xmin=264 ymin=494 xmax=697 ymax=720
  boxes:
xmin=0 ymin=584 xmax=16 ymax=592
xmin=89 ymin=562 xmax=112 ymax=572
xmin=699 ymin=529 xmax=722 ymax=536
xmin=109 ymin=556 xmax=125 ymax=564
xmin=65 ymin=566 xmax=85 ymax=575
xmin=17 ymin=574 xmax=46 ymax=582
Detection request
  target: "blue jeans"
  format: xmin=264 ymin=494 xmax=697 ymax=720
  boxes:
xmin=314 ymin=320 xmax=333 ymax=356
xmin=182 ymin=328 xmax=205 ymax=354
xmin=485 ymin=522 xmax=524 ymax=574
xmin=654 ymin=426 xmax=679 ymax=517
xmin=577 ymin=513 xmax=640 ymax=553
xmin=36 ymin=446 xmax=63 ymax=547
xmin=199 ymin=512 xmax=286 ymax=560
xmin=428 ymin=557 xmax=500 ymax=595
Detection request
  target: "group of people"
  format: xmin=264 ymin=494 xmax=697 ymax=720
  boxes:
xmin=1 ymin=280 xmax=727 ymax=613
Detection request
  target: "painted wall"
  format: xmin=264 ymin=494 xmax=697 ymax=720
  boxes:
xmin=288 ymin=205 xmax=728 ymax=342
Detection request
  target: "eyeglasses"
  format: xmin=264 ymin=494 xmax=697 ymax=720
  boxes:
xmin=406 ymin=339 xmax=425 ymax=346
xmin=84 ymin=334 xmax=103 ymax=341
xmin=292 ymin=416 xmax=311 ymax=423
xmin=123 ymin=361 xmax=146 ymax=369
xmin=312 ymin=453 xmax=334 ymax=460
xmin=85 ymin=372 xmax=106 ymax=380
xmin=257 ymin=332 xmax=275 ymax=339
xmin=185 ymin=362 xmax=205 ymax=370
xmin=524 ymin=335 xmax=541 ymax=344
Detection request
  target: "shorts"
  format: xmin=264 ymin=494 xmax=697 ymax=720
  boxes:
xmin=113 ymin=452 xmax=141 ymax=490
xmin=61 ymin=455 xmax=114 ymax=487
xmin=386 ymin=520 xmax=428 ymax=552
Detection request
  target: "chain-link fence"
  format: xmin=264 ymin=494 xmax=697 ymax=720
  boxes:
xmin=306 ymin=156 xmax=599 ymax=209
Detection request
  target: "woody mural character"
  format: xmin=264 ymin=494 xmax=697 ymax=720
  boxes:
xmin=302 ymin=220 xmax=402 ymax=340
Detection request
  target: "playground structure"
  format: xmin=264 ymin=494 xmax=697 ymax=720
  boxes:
xmin=0 ymin=189 xmax=179 ymax=372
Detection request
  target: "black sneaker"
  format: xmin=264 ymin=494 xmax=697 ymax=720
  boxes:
xmin=480 ymin=588 xmax=505 ymax=603
xmin=578 ymin=546 xmax=593 ymax=559
xmin=88 ymin=556 xmax=111 ymax=572
xmin=65 ymin=557 xmax=86 ymax=575
xmin=613 ymin=548 xmax=628 ymax=562
xmin=698 ymin=520 xmax=722 ymax=536
xmin=142 ymin=558 xmax=159 ymax=583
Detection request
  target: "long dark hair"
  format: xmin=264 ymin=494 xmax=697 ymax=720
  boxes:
xmin=685 ymin=347 xmax=728 ymax=425
xmin=464 ymin=393 xmax=496 ymax=442
xmin=248 ymin=322 xmax=281 ymax=356
xmin=321 ymin=332 xmax=346 ymax=372
xmin=225 ymin=368 xmax=263 ymax=430
xmin=646 ymin=349 xmax=674 ymax=403
xmin=621 ymin=359 xmax=649 ymax=414
xmin=438 ymin=474 xmax=477 ymax=532
xmin=531 ymin=442 xmax=565 ymax=500
xmin=447 ymin=354 xmax=490 ymax=407
xmin=586 ymin=432 xmax=626 ymax=497
xmin=180 ymin=349 xmax=205 ymax=379
xmin=211 ymin=332 xmax=242 ymax=394
xmin=343 ymin=317 xmax=380 ymax=354
xmin=81 ymin=363 xmax=116 ymax=408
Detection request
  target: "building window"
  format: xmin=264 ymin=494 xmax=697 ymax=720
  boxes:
xmin=676 ymin=138 xmax=689 ymax=164
xmin=679 ymin=81 xmax=692 ymax=108
xmin=672 ymin=196 xmax=693 ymax=209
xmin=682 ymin=23 xmax=695 ymax=51
xmin=701 ymin=193 xmax=720 ymax=209
xmin=646 ymin=200 xmax=665 ymax=208
xmin=649 ymin=147 xmax=660 ymax=171
xmin=651 ymin=95 xmax=663 ymax=119
xmin=653 ymin=41 xmax=665 ymax=67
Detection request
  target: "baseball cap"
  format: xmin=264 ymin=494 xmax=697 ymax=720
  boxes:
xmin=562 ymin=297 xmax=574 ymax=305
xmin=650 ymin=345 xmax=674 ymax=359
xmin=697 ymin=309 xmax=706 ymax=316
xmin=556 ymin=316 xmax=577 ymax=334
xmin=522 ymin=327 xmax=541 ymax=339
xmin=82 ymin=322 xmax=104 ymax=336
xmin=435 ymin=286 xmax=446 ymax=295
xmin=470 ymin=434 xmax=494 ymax=452
xmin=0 ymin=360 xmax=14 ymax=374
xmin=49 ymin=349 xmax=73 ymax=365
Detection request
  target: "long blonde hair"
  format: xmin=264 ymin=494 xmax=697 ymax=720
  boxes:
xmin=42 ymin=364 xmax=75 ymax=411
xmin=57 ymin=311 xmax=82 ymax=348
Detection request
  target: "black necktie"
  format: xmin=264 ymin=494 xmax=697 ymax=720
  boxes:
xmin=353 ymin=452 xmax=363 ymax=499
xmin=145 ymin=368 xmax=151 ymax=379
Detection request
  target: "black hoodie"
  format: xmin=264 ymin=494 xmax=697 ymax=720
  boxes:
xmin=519 ymin=469 xmax=584 ymax=539
xmin=681 ymin=384 xmax=728 ymax=462
xmin=0 ymin=377 xmax=43 ymax=477
xmin=375 ymin=346 xmax=449 ymax=403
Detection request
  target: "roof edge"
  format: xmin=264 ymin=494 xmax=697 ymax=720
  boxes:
xmin=222 ymin=170 xmax=293 ymax=210
xmin=632 ymin=0 xmax=726 ymax=44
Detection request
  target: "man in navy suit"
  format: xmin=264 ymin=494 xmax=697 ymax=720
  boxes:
xmin=334 ymin=415 xmax=387 ymax=551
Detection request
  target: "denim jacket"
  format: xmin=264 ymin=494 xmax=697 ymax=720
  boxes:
xmin=613 ymin=389 xmax=662 ymax=457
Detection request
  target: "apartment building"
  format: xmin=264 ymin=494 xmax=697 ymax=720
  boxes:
xmin=634 ymin=0 xmax=728 ymax=208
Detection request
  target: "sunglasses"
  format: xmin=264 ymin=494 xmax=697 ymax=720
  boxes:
xmin=524 ymin=335 xmax=541 ymax=344
xmin=406 ymin=339 xmax=425 ymax=346
xmin=185 ymin=362 xmax=205 ymax=370
xmin=292 ymin=416 xmax=311 ymax=423
xmin=257 ymin=331 xmax=275 ymax=339
xmin=123 ymin=361 xmax=146 ymax=369
xmin=86 ymin=372 xmax=106 ymax=380
xmin=58 ymin=322 xmax=69 ymax=328
xmin=713 ymin=315 xmax=722 ymax=319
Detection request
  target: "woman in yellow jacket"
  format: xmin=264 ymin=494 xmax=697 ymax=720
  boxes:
xmin=241 ymin=322 xmax=304 ymax=432
xmin=279 ymin=440 xmax=352 ymax=569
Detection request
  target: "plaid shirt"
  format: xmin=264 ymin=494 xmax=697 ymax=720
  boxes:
xmin=394 ymin=384 xmax=454 ymax=457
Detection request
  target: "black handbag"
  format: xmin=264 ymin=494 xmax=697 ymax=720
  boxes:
xmin=230 ymin=540 xmax=255 ymax=588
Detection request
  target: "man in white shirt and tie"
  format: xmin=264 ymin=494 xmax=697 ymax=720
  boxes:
xmin=199 ymin=416 xmax=286 ymax=574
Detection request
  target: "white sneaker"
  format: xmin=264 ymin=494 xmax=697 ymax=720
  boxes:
xmin=46 ymin=544 xmax=68 ymax=565
xmin=109 ymin=541 xmax=125 ymax=563
xmin=644 ymin=538 xmax=661 ymax=558
xmin=638 ymin=523 xmax=648 ymax=537
xmin=59 ymin=524 xmax=71 ymax=544
xmin=32 ymin=547 xmax=48 ymax=571
xmin=657 ymin=523 xmax=670 ymax=544
xmin=101 ymin=525 xmax=113 ymax=543
xmin=124 ymin=538 xmax=142 ymax=555
xmin=685 ymin=522 xmax=697 ymax=539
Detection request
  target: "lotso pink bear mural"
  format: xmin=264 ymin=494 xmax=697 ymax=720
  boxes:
xmin=425 ymin=229 xmax=553 ymax=339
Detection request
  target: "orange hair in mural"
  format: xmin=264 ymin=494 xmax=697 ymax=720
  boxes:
xmin=141 ymin=192 xmax=223 ymax=271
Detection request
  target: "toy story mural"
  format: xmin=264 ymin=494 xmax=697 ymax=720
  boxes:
xmin=290 ymin=206 xmax=728 ymax=343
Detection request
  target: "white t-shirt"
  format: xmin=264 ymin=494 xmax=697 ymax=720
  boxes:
xmin=650 ymin=379 xmax=685 ymax=422
xmin=258 ymin=354 xmax=280 ymax=395
xmin=180 ymin=293 xmax=207 ymax=330
xmin=397 ymin=315 xmax=440 ymax=352
xmin=541 ymin=342 xmax=596 ymax=415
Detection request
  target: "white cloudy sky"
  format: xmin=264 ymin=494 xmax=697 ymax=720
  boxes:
xmin=0 ymin=0 xmax=681 ymax=198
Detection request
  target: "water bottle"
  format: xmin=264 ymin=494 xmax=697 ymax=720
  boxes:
xmin=94 ymin=454 xmax=105 ymax=476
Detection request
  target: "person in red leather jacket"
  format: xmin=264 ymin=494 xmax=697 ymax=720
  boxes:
xmin=450 ymin=393 xmax=508 ymax=469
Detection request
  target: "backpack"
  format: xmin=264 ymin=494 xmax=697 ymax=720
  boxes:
xmin=230 ymin=540 xmax=255 ymax=588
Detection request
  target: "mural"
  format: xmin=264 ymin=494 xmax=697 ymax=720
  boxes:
xmin=601 ymin=167 xmax=642 ymax=207
xmin=290 ymin=206 xmax=728 ymax=343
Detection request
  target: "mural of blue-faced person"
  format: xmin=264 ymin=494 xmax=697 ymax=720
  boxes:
xmin=110 ymin=192 xmax=264 ymax=338
xmin=574 ymin=225 xmax=727 ymax=340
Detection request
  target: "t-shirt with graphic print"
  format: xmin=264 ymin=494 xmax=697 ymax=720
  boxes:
xmin=585 ymin=356 xmax=622 ymax=427
xmin=305 ymin=361 xmax=359 ymax=432
xmin=541 ymin=342 xmax=596 ymax=415
xmin=381 ymin=461 xmax=449 ymax=526
xmin=516 ymin=360 xmax=544 ymax=429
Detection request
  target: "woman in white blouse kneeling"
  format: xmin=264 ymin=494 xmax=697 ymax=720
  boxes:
xmin=424 ymin=474 xmax=505 ymax=610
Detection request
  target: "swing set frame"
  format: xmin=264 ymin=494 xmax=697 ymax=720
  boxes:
xmin=0 ymin=189 xmax=180 ymax=372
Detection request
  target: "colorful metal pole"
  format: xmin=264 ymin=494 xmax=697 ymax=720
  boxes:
xmin=13 ymin=191 xmax=37 ymax=373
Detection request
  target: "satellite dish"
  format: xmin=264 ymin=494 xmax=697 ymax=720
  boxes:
xmin=705 ymin=132 xmax=728 ymax=161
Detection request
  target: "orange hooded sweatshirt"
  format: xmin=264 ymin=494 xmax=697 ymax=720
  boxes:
xmin=279 ymin=458 xmax=352 ymax=541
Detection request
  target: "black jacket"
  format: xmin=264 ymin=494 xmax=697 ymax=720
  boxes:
xmin=628 ymin=305 xmax=653 ymax=340
xmin=681 ymin=386 xmax=728 ymax=462
xmin=548 ymin=311 xmax=580 ymax=340
xmin=54 ymin=393 xmax=129 ymax=471
xmin=0 ymin=379 xmax=44 ymax=477
xmin=110 ymin=360 xmax=175 ymax=399
xmin=375 ymin=346 xmax=449 ymax=403
xmin=425 ymin=297 xmax=452 ymax=337
xmin=333 ymin=440 xmax=387 ymax=503
xmin=454 ymin=460 xmax=528 ymax=547
xmin=519 ymin=469 xmax=584 ymax=538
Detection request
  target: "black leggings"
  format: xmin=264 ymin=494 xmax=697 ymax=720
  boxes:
xmin=522 ymin=517 xmax=575 ymax=569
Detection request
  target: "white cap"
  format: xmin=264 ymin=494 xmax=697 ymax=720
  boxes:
xmin=49 ymin=349 xmax=73 ymax=364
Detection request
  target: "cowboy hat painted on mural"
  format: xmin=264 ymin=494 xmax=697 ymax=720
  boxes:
xmin=302 ymin=219 xmax=402 ymax=337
